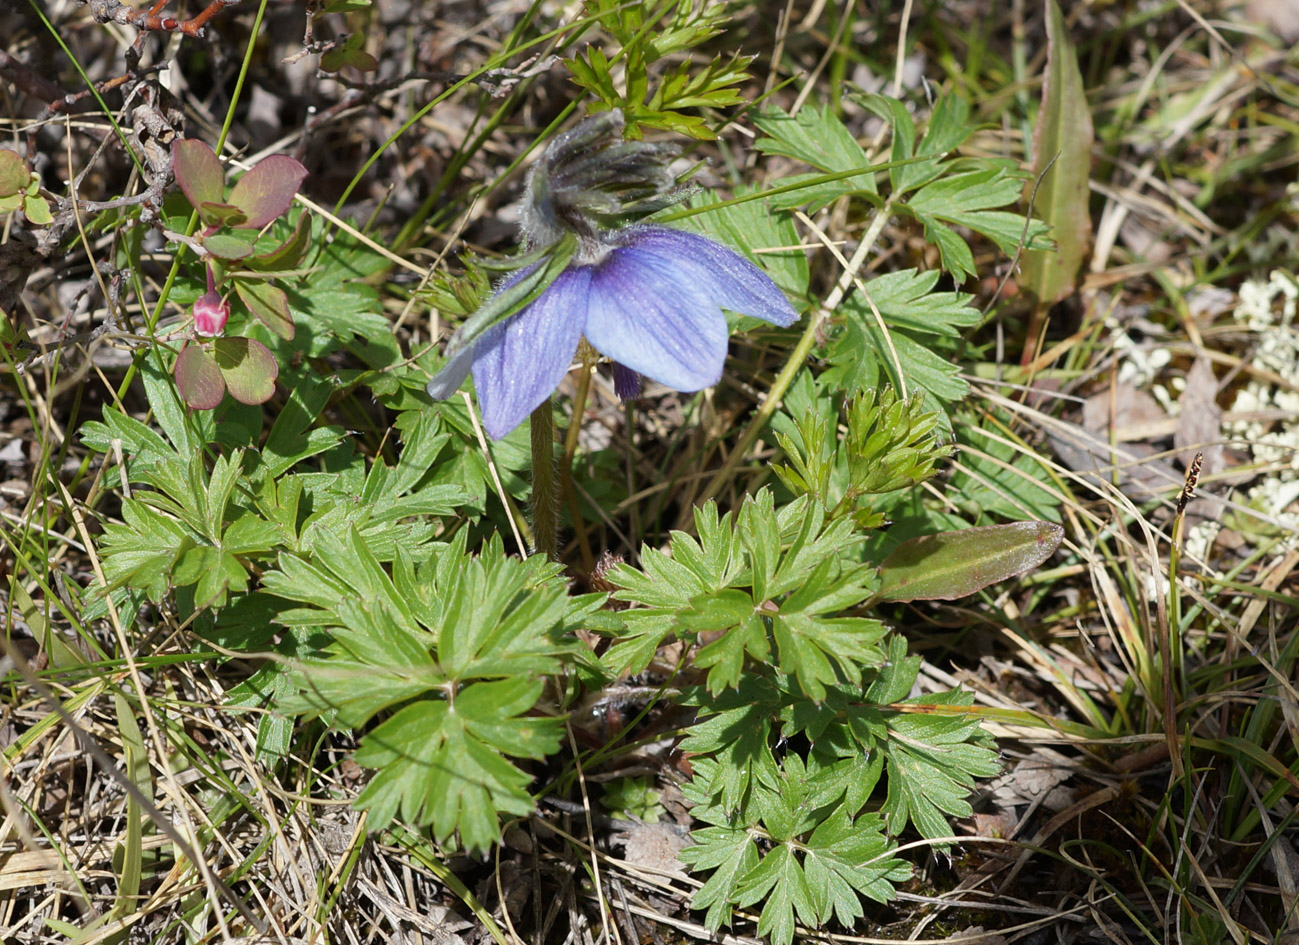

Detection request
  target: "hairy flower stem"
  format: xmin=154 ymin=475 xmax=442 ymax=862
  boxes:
xmin=529 ymin=401 xmax=560 ymax=560
xmin=694 ymin=202 xmax=896 ymax=507
xmin=561 ymin=365 xmax=596 ymax=575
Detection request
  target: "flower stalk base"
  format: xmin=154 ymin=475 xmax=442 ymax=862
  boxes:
xmin=529 ymin=400 xmax=560 ymax=560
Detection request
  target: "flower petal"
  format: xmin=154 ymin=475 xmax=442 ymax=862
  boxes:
xmin=472 ymin=266 xmax=591 ymax=439
xmin=616 ymin=225 xmax=799 ymax=327
xmin=425 ymin=344 xmax=475 ymax=400
xmin=612 ymin=363 xmax=641 ymax=401
xmin=582 ymin=244 xmax=728 ymax=392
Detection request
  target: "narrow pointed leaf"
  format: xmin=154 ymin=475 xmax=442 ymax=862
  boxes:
xmin=1021 ymin=0 xmax=1094 ymax=305
xmin=875 ymin=521 xmax=1063 ymax=602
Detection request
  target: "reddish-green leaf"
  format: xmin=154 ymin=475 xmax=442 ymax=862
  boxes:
xmin=197 ymin=200 xmax=247 ymax=228
xmin=1021 ymin=0 xmax=1094 ymax=305
xmin=228 ymin=155 xmax=307 ymax=230
xmin=245 ymin=214 xmax=311 ymax=271
xmin=172 ymin=139 xmax=225 ymax=211
xmin=174 ymin=343 xmax=225 ymax=410
xmin=235 ymin=279 xmax=295 ymax=340
xmin=321 ymin=32 xmax=378 ymax=73
xmin=202 ymin=231 xmax=257 ymax=260
xmin=0 ymin=150 xmax=27 ymax=197
xmin=874 ymin=521 xmax=1063 ymax=602
xmin=213 ymin=336 xmax=278 ymax=405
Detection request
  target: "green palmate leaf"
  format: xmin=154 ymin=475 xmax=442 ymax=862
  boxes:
xmin=753 ymin=103 xmax=877 ymax=211
xmin=878 ymin=692 xmax=1002 ymax=841
xmin=604 ymin=500 xmax=743 ymax=676
xmin=735 ymin=844 xmax=816 ymax=945
xmin=682 ymin=756 xmax=909 ymax=945
xmin=610 ymin=491 xmax=882 ymax=698
xmin=851 ymin=92 xmax=1051 ymax=283
xmin=681 ymin=823 xmax=760 ymax=930
xmin=874 ymin=521 xmax=1064 ymax=602
xmin=268 ymin=534 xmax=583 ymax=850
xmin=905 ymin=166 xmax=1051 ymax=283
xmin=99 ymin=500 xmax=193 ymax=602
xmin=261 ymin=373 xmax=346 ymax=477
xmin=652 ymin=53 xmax=751 ymax=112
xmin=679 ymin=677 xmax=784 ymax=814
xmin=803 ymin=811 xmax=911 ymax=923
xmin=1021 ymin=0 xmax=1094 ymax=305
xmin=351 ymin=678 xmax=564 ymax=853
xmin=173 ymin=544 xmax=248 ymax=609
xmin=822 ymin=268 xmax=981 ymax=404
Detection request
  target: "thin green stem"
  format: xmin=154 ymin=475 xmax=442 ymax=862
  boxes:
xmin=530 ymin=401 xmax=560 ymax=560
xmin=561 ymin=365 xmax=596 ymax=574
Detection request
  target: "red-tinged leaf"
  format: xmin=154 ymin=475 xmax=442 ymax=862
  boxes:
xmin=228 ymin=155 xmax=307 ymax=230
xmin=172 ymin=139 xmax=225 ymax=211
xmin=174 ymin=343 xmax=225 ymax=410
xmin=235 ymin=279 xmax=295 ymax=340
xmin=319 ymin=47 xmax=347 ymax=73
xmin=203 ymin=231 xmax=257 ymax=260
xmin=874 ymin=521 xmax=1063 ymax=602
xmin=213 ymin=336 xmax=278 ymax=405
xmin=347 ymin=48 xmax=379 ymax=72
xmin=197 ymin=200 xmax=247 ymax=228
xmin=245 ymin=214 xmax=310 ymax=271
xmin=0 ymin=150 xmax=27 ymax=196
xmin=1021 ymin=0 xmax=1094 ymax=305
xmin=320 ymin=31 xmax=375 ymax=73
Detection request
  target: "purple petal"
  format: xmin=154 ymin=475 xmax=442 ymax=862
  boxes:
xmin=612 ymin=363 xmax=641 ymax=401
xmin=614 ymin=225 xmax=799 ymax=327
xmin=472 ymin=266 xmax=590 ymax=439
xmin=425 ymin=344 xmax=475 ymax=400
xmin=582 ymin=245 xmax=727 ymax=393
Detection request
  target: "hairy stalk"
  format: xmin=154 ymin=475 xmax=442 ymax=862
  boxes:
xmin=530 ymin=400 xmax=560 ymax=560
xmin=561 ymin=364 xmax=596 ymax=574
xmin=695 ymin=200 xmax=895 ymax=506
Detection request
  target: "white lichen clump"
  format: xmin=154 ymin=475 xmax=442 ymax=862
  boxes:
xmin=1223 ymin=269 xmax=1299 ymax=543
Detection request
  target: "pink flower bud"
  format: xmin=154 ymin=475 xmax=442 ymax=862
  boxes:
xmin=192 ymin=290 xmax=229 ymax=337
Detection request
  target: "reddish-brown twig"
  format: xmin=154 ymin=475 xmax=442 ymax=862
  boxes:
xmin=83 ymin=0 xmax=244 ymax=39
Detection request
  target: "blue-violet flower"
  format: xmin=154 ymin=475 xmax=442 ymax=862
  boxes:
xmin=427 ymin=112 xmax=798 ymax=440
